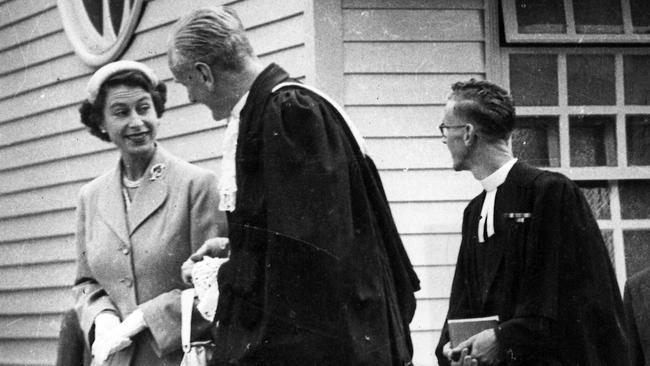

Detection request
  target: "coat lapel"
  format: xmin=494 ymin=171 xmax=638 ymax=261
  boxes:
xmin=97 ymin=165 xmax=130 ymax=246
xmin=127 ymin=147 xmax=169 ymax=235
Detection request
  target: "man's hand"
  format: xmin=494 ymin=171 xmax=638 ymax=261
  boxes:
xmin=453 ymin=328 xmax=503 ymax=365
xmin=443 ymin=341 xmax=477 ymax=366
xmin=182 ymin=237 xmax=230 ymax=284
xmin=191 ymin=237 xmax=230 ymax=260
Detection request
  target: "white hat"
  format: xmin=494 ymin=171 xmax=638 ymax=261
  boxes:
xmin=86 ymin=60 xmax=160 ymax=103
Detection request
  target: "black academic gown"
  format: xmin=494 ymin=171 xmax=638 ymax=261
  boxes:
xmin=435 ymin=162 xmax=628 ymax=366
xmin=212 ymin=64 xmax=420 ymax=366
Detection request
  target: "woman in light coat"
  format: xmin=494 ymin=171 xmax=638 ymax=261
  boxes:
xmin=72 ymin=60 xmax=225 ymax=366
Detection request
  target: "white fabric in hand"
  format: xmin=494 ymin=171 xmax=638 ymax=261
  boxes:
xmin=192 ymin=256 xmax=228 ymax=321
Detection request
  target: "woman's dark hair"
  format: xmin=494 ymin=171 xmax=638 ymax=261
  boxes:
xmin=79 ymin=70 xmax=167 ymax=142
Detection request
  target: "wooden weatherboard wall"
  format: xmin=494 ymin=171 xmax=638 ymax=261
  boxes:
xmin=341 ymin=0 xmax=485 ymax=364
xmin=0 ymin=0 xmax=307 ymax=364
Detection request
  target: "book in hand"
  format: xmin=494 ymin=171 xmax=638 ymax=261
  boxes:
xmin=448 ymin=315 xmax=499 ymax=347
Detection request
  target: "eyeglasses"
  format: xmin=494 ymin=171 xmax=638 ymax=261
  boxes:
xmin=438 ymin=123 xmax=467 ymax=137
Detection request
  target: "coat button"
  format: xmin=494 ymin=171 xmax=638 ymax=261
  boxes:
xmin=120 ymin=278 xmax=133 ymax=287
xmin=120 ymin=247 xmax=130 ymax=255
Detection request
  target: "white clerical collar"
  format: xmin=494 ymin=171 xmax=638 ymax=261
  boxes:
xmin=477 ymin=158 xmax=517 ymax=243
xmin=479 ymin=158 xmax=517 ymax=192
xmin=218 ymin=91 xmax=250 ymax=212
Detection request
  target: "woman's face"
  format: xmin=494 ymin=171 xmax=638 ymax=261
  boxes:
xmin=102 ymin=84 xmax=159 ymax=160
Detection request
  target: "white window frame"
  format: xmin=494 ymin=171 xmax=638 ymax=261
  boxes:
xmin=502 ymin=0 xmax=650 ymax=44
xmin=501 ymin=46 xmax=650 ymax=286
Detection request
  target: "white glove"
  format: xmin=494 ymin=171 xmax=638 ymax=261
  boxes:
xmin=92 ymin=309 xmax=146 ymax=363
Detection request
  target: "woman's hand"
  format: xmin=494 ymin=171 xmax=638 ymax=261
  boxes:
xmin=92 ymin=310 xmax=146 ymax=363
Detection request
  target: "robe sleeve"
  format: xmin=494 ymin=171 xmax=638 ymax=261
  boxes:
xmin=262 ymin=88 xmax=354 ymax=258
xmin=495 ymin=174 xmax=624 ymax=363
xmin=624 ymin=279 xmax=644 ymax=366
xmin=253 ymin=87 xmax=370 ymax=355
xmin=436 ymin=204 xmax=477 ymax=366
xmin=72 ymin=186 xmax=118 ymax=347
xmin=139 ymin=171 xmax=223 ymax=355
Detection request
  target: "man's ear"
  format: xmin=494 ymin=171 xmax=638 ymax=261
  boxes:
xmin=195 ymin=62 xmax=215 ymax=89
xmin=463 ymin=123 xmax=476 ymax=146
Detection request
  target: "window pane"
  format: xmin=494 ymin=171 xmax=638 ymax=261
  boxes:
xmin=601 ymin=230 xmax=615 ymax=267
xmin=82 ymin=0 xmax=103 ymax=35
xmin=510 ymin=54 xmax=558 ymax=106
xmin=624 ymin=230 xmax=650 ymax=278
xmin=624 ymin=56 xmax=650 ymax=105
xmin=620 ymin=180 xmax=650 ymax=219
xmin=577 ymin=181 xmax=611 ymax=219
xmin=626 ymin=115 xmax=650 ymax=166
xmin=512 ymin=116 xmax=560 ymax=167
xmin=630 ymin=0 xmax=650 ymax=34
xmin=569 ymin=115 xmax=617 ymax=167
xmin=573 ymin=0 xmax=623 ymax=34
xmin=515 ymin=0 xmax=567 ymax=34
xmin=568 ymin=55 xmax=615 ymax=105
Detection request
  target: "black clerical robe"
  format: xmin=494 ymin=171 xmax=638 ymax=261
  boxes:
xmin=212 ymin=64 xmax=420 ymax=366
xmin=436 ymin=162 xmax=628 ymax=366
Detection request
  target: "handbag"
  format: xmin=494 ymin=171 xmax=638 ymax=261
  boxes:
xmin=180 ymin=288 xmax=216 ymax=366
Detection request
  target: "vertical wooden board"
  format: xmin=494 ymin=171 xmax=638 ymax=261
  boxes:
xmin=0 ymin=209 xmax=75 ymax=243
xmin=342 ymin=0 xmax=483 ymax=9
xmin=0 ymin=235 xmax=75 ymax=267
xmin=0 ymin=314 xmax=63 ymax=339
xmin=411 ymin=298 xmax=449 ymax=331
xmin=411 ymin=330 xmax=440 ymax=366
xmin=344 ymin=42 xmax=484 ymax=73
xmin=379 ymin=169 xmax=481 ymax=201
xmin=367 ymin=137 xmax=450 ymax=169
xmin=0 ymin=261 xmax=76 ymax=291
xmin=345 ymin=74 xmax=483 ymax=105
xmin=401 ymin=233 xmax=462 ymax=266
xmin=0 ymin=32 xmax=72 ymax=75
xmin=0 ymin=288 xmax=74 ymax=314
xmin=0 ymin=339 xmax=58 ymax=365
xmin=390 ymin=201 xmax=465 ymax=234
xmin=414 ymin=265 xmax=456 ymax=299
xmin=347 ymin=105 xmax=442 ymax=137
xmin=343 ymin=9 xmax=483 ymax=41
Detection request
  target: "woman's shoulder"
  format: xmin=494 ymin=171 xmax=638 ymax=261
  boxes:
xmin=162 ymin=154 xmax=218 ymax=189
xmin=79 ymin=168 xmax=115 ymax=197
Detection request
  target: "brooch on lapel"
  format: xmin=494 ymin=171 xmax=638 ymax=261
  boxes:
xmin=504 ymin=212 xmax=532 ymax=223
xmin=149 ymin=163 xmax=166 ymax=181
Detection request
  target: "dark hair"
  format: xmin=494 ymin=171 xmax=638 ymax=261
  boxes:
xmin=449 ymin=79 xmax=515 ymax=141
xmin=79 ymin=70 xmax=167 ymax=142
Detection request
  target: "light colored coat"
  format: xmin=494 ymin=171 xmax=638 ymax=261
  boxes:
xmin=74 ymin=146 xmax=225 ymax=366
